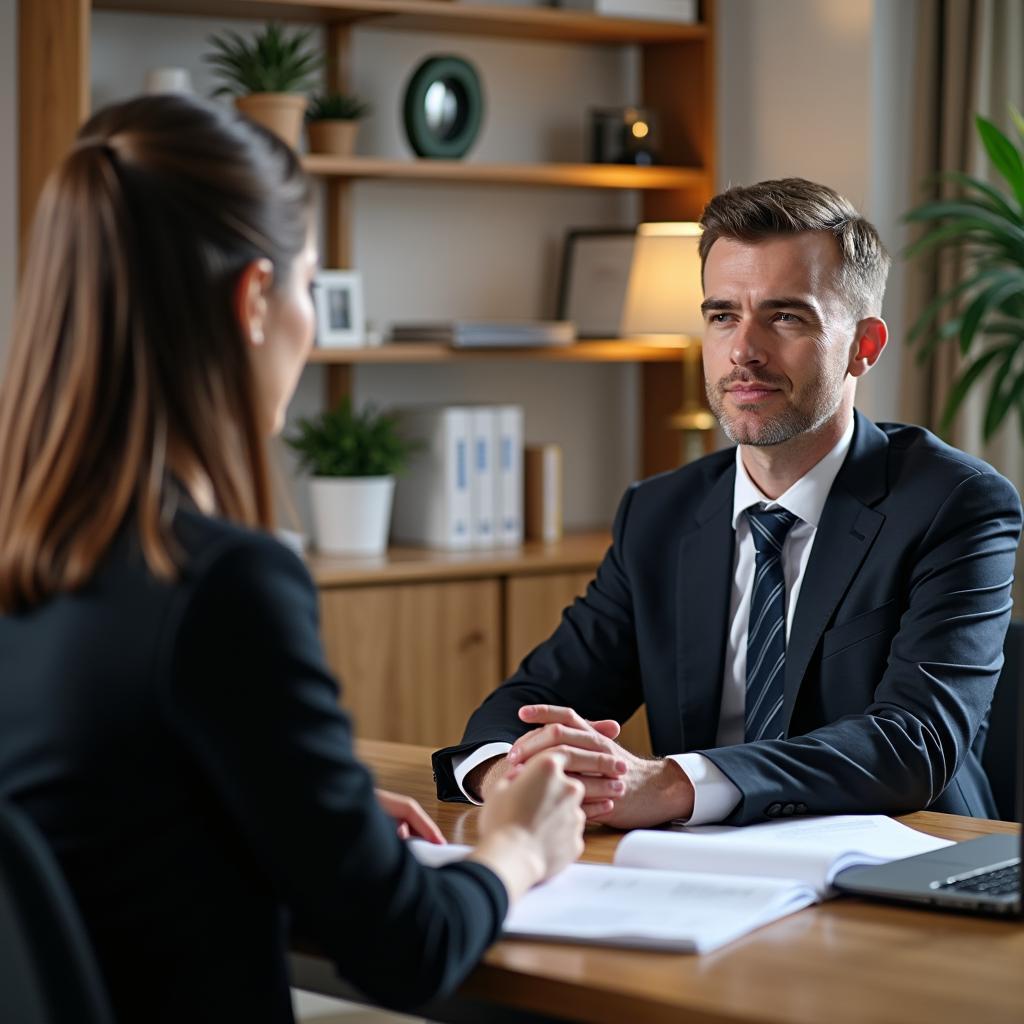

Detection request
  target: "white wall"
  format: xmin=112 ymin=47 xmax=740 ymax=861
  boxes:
xmin=0 ymin=0 xmax=16 ymax=362
xmin=716 ymin=0 xmax=913 ymax=423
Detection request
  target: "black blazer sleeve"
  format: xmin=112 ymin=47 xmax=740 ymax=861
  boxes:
xmin=433 ymin=486 xmax=645 ymax=800
xmin=161 ymin=534 xmax=507 ymax=1009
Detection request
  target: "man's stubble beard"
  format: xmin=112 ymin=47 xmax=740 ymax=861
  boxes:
xmin=705 ymin=361 xmax=847 ymax=448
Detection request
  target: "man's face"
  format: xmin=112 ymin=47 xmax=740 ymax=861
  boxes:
xmin=701 ymin=232 xmax=859 ymax=447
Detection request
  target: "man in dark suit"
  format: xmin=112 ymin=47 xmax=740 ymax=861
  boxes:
xmin=433 ymin=178 xmax=1022 ymax=828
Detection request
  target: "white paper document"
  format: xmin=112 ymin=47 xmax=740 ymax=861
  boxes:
xmin=409 ymin=815 xmax=952 ymax=954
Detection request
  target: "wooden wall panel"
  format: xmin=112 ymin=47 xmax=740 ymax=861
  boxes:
xmin=319 ymin=579 xmax=501 ymax=746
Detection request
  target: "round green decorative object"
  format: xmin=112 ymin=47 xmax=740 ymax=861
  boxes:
xmin=402 ymin=55 xmax=484 ymax=159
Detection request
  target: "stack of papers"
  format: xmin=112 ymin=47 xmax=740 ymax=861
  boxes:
xmin=412 ymin=815 xmax=952 ymax=954
xmin=391 ymin=320 xmax=576 ymax=348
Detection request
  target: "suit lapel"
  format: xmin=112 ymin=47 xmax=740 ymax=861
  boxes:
xmin=782 ymin=412 xmax=889 ymax=731
xmin=678 ymin=464 xmax=736 ymax=750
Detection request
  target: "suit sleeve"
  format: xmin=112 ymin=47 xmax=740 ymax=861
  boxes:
xmin=162 ymin=535 xmax=507 ymax=1010
xmin=433 ymin=485 xmax=645 ymax=800
xmin=701 ymin=470 xmax=1022 ymax=825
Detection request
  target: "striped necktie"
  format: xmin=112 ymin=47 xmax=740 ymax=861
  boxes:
xmin=745 ymin=505 xmax=798 ymax=742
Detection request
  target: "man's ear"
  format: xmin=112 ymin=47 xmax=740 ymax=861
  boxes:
xmin=848 ymin=317 xmax=888 ymax=378
xmin=234 ymin=258 xmax=274 ymax=347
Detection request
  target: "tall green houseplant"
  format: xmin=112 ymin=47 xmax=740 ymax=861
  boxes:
xmin=906 ymin=110 xmax=1024 ymax=440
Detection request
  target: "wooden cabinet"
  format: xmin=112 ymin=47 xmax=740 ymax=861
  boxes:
xmin=320 ymin=579 xmax=501 ymax=746
xmin=505 ymin=571 xmax=652 ymax=756
xmin=313 ymin=535 xmax=652 ymax=754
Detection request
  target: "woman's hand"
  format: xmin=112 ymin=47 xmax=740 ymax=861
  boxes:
xmin=375 ymin=788 xmax=446 ymax=845
xmin=469 ymin=751 xmax=586 ymax=903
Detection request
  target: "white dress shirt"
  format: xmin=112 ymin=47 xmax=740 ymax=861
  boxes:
xmin=453 ymin=419 xmax=856 ymax=823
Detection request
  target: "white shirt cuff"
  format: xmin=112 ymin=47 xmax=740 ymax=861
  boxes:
xmin=452 ymin=742 xmax=512 ymax=804
xmin=668 ymin=753 xmax=742 ymax=825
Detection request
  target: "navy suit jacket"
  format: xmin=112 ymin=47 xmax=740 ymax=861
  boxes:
xmin=434 ymin=413 xmax=1022 ymax=824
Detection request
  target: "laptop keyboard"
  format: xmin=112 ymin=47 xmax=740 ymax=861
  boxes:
xmin=934 ymin=861 xmax=1021 ymax=898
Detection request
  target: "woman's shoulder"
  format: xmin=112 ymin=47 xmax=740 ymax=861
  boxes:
xmin=173 ymin=507 xmax=312 ymax=595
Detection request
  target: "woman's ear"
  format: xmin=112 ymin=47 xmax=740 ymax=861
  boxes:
xmin=234 ymin=258 xmax=275 ymax=347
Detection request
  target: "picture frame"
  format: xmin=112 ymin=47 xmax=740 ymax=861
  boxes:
xmin=313 ymin=270 xmax=365 ymax=348
xmin=556 ymin=228 xmax=637 ymax=339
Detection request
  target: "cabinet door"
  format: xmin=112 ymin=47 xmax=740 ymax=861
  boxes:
xmin=319 ymin=580 xmax=501 ymax=747
xmin=505 ymin=573 xmax=652 ymax=757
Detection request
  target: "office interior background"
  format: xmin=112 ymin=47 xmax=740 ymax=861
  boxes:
xmin=1 ymin=1 xmax=1021 ymax=1019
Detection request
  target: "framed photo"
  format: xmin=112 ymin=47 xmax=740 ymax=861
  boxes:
xmin=556 ymin=228 xmax=636 ymax=339
xmin=313 ymin=270 xmax=365 ymax=348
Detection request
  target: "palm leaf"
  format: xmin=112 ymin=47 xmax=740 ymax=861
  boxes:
xmin=940 ymin=342 xmax=1017 ymax=430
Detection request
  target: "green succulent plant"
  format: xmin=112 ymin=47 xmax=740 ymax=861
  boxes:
xmin=905 ymin=108 xmax=1024 ymax=440
xmin=306 ymin=92 xmax=372 ymax=122
xmin=205 ymin=23 xmax=322 ymax=97
xmin=287 ymin=399 xmax=417 ymax=478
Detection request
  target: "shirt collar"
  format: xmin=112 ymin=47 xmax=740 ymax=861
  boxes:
xmin=731 ymin=416 xmax=855 ymax=530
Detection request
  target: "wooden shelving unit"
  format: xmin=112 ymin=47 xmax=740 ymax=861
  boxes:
xmin=307 ymin=338 xmax=696 ymax=364
xmin=93 ymin=0 xmax=707 ymax=43
xmin=308 ymin=529 xmax=611 ymax=586
xmin=301 ymin=154 xmax=709 ymax=191
xmin=17 ymin=0 xmax=713 ymax=745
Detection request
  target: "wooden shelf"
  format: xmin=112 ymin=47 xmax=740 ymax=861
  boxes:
xmin=93 ymin=0 xmax=708 ymax=43
xmin=307 ymin=530 xmax=610 ymax=586
xmin=302 ymin=155 xmax=707 ymax=191
xmin=307 ymin=338 xmax=695 ymax=364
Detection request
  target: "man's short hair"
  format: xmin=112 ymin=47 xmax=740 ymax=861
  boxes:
xmin=698 ymin=178 xmax=890 ymax=320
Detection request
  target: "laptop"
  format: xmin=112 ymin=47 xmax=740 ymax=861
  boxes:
xmin=835 ymin=667 xmax=1022 ymax=917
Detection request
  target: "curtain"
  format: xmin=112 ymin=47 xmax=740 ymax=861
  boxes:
xmin=900 ymin=0 xmax=1024 ymax=601
xmin=901 ymin=0 xmax=1024 ymax=463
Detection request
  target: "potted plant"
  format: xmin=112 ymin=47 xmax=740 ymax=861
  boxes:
xmin=307 ymin=92 xmax=372 ymax=157
xmin=287 ymin=399 xmax=416 ymax=555
xmin=205 ymin=23 xmax=322 ymax=149
xmin=905 ymin=110 xmax=1024 ymax=439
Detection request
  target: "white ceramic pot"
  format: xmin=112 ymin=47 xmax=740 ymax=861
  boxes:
xmin=309 ymin=476 xmax=395 ymax=555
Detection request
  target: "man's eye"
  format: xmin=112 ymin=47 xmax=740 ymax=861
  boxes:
xmin=775 ymin=312 xmax=800 ymax=322
xmin=709 ymin=313 xmax=731 ymax=323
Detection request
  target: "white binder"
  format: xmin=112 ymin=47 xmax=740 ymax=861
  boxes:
xmin=495 ymin=405 xmax=524 ymax=547
xmin=470 ymin=408 xmax=497 ymax=547
xmin=391 ymin=407 xmax=472 ymax=549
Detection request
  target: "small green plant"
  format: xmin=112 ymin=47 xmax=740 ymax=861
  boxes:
xmin=905 ymin=108 xmax=1024 ymax=440
xmin=287 ymin=400 xmax=416 ymax=478
xmin=307 ymin=92 xmax=372 ymax=122
xmin=205 ymin=23 xmax=322 ymax=97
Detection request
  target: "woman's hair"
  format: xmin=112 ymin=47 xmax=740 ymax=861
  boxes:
xmin=0 ymin=94 xmax=311 ymax=612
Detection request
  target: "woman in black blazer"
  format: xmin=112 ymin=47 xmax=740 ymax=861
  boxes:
xmin=0 ymin=95 xmax=605 ymax=1023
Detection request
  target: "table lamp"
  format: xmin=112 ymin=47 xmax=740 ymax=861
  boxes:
xmin=619 ymin=222 xmax=717 ymax=461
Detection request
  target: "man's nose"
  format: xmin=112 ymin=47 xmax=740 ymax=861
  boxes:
xmin=730 ymin=320 xmax=768 ymax=367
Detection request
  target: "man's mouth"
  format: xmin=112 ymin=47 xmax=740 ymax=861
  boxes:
xmin=724 ymin=383 xmax=780 ymax=401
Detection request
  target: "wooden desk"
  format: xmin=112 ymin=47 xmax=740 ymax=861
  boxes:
xmin=290 ymin=740 xmax=1024 ymax=1024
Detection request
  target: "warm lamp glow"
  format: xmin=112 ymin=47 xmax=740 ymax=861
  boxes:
xmin=619 ymin=222 xmax=704 ymax=339
xmin=621 ymin=222 xmax=717 ymax=453
xmin=631 ymin=120 xmax=650 ymax=139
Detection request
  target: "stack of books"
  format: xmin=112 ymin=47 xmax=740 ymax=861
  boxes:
xmin=391 ymin=405 xmax=524 ymax=550
xmin=558 ymin=0 xmax=698 ymax=23
xmin=391 ymin=320 xmax=576 ymax=348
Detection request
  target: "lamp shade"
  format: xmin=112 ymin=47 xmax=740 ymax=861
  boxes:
xmin=619 ymin=222 xmax=704 ymax=338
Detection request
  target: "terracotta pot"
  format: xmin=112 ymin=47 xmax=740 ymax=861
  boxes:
xmin=235 ymin=92 xmax=307 ymax=149
xmin=307 ymin=119 xmax=359 ymax=157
